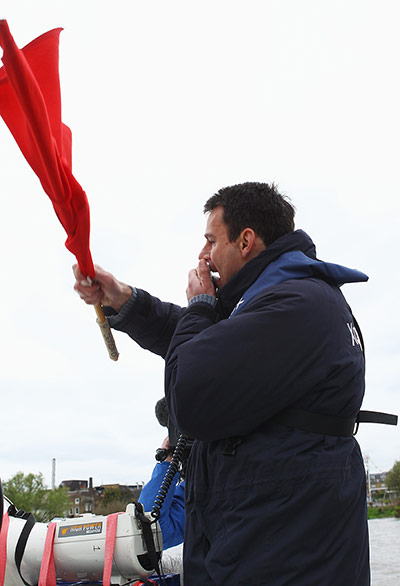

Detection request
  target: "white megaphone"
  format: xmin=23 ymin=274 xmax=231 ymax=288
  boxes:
xmin=1 ymin=495 xmax=163 ymax=586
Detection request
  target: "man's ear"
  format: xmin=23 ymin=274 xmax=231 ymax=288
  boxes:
xmin=239 ymin=228 xmax=266 ymax=259
xmin=239 ymin=228 xmax=256 ymax=258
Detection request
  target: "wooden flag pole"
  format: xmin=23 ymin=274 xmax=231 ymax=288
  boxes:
xmin=94 ymin=304 xmax=119 ymax=361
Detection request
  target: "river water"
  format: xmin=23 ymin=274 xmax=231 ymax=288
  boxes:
xmin=369 ymin=518 xmax=400 ymax=585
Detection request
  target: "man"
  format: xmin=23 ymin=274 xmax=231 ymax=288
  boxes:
xmin=74 ymin=182 xmax=370 ymax=585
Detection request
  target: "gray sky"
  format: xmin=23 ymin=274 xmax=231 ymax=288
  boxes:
xmin=1 ymin=0 xmax=399 ymax=489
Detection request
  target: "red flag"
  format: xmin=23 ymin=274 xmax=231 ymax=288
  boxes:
xmin=0 ymin=20 xmax=94 ymax=279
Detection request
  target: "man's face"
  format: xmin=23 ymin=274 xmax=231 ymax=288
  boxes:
xmin=198 ymin=206 xmax=244 ymax=289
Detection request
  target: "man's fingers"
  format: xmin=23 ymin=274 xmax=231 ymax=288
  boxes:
xmin=73 ymin=272 xmax=103 ymax=306
xmin=80 ymin=279 xmax=91 ymax=287
xmin=72 ymin=263 xmax=85 ymax=280
xmin=197 ymin=259 xmax=212 ymax=282
xmin=73 ymin=263 xmax=97 ymax=286
xmin=188 ymin=268 xmax=199 ymax=282
xmin=186 ymin=261 xmax=216 ymax=302
xmin=72 ymin=263 xmax=93 ymax=290
xmin=75 ymin=291 xmax=103 ymax=305
xmin=189 ymin=262 xmax=210 ymax=284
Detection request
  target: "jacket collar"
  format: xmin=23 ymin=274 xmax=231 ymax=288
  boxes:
xmin=216 ymin=230 xmax=316 ymax=318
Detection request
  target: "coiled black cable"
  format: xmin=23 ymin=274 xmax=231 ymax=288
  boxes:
xmin=150 ymin=434 xmax=188 ymax=521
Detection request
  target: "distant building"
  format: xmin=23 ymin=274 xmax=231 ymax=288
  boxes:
xmin=369 ymin=472 xmax=387 ymax=491
xmin=60 ymin=477 xmax=145 ymax=517
xmin=366 ymin=471 xmax=397 ymax=504
xmin=60 ymin=477 xmax=96 ymax=517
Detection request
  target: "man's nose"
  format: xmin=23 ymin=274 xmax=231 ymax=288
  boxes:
xmin=199 ymin=244 xmax=210 ymax=261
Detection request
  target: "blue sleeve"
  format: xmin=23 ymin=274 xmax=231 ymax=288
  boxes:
xmin=138 ymin=462 xmax=185 ymax=550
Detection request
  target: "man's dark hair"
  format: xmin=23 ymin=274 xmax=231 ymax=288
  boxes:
xmin=204 ymin=182 xmax=295 ymax=247
xmin=155 ymin=397 xmax=169 ymax=428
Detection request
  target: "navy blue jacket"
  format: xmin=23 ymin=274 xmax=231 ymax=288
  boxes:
xmin=109 ymin=230 xmax=370 ymax=585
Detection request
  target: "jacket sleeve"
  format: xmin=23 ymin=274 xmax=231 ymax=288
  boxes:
xmin=106 ymin=288 xmax=184 ymax=358
xmin=164 ymin=280 xmax=364 ymax=441
xmin=138 ymin=462 xmax=185 ymax=550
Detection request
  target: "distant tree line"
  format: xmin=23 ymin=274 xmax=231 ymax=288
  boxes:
xmin=95 ymin=485 xmax=140 ymax=516
xmin=386 ymin=460 xmax=400 ymax=495
xmin=2 ymin=472 xmax=70 ymax=522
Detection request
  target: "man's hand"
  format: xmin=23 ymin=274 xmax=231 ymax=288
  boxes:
xmin=161 ymin=436 xmax=173 ymax=463
xmin=73 ymin=264 xmax=132 ymax=313
xmin=186 ymin=259 xmax=216 ymax=302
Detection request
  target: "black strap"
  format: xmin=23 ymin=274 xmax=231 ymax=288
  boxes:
xmin=6 ymin=505 xmax=37 ymax=586
xmin=357 ymin=410 xmax=398 ymax=425
xmin=14 ymin=513 xmax=36 ymax=586
xmin=7 ymin=504 xmax=30 ymax=520
xmin=273 ymin=408 xmax=398 ymax=437
xmin=134 ymin=502 xmax=162 ymax=582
